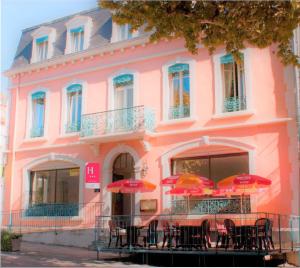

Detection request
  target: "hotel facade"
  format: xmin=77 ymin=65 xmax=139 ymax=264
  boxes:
xmin=2 ymin=8 xmax=300 ymax=226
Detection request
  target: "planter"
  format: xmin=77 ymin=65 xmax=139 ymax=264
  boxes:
xmin=11 ymin=238 xmax=21 ymax=251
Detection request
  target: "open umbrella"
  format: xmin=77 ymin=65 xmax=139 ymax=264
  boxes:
xmin=107 ymin=179 xmax=156 ymax=224
xmin=162 ymin=174 xmax=214 ymax=188
xmin=217 ymin=174 xmax=272 ymax=212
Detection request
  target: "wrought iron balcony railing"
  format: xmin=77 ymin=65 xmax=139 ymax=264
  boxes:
xmin=169 ymin=105 xmax=190 ymax=120
xmin=223 ymin=96 xmax=247 ymax=113
xmin=30 ymin=127 xmax=44 ymax=138
xmin=80 ymin=106 xmax=155 ymax=138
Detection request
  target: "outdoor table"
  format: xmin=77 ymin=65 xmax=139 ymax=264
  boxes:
xmin=123 ymin=225 xmax=144 ymax=248
xmin=235 ymin=225 xmax=258 ymax=250
xmin=176 ymin=225 xmax=204 ymax=249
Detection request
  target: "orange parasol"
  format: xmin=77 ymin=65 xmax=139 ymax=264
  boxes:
xmin=107 ymin=178 xmax=156 ymax=193
xmin=174 ymin=174 xmax=214 ymax=189
xmin=165 ymin=187 xmax=213 ymax=196
xmin=217 ymin=174 xmax=271 ymax=193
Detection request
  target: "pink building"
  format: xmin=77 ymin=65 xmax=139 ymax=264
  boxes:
xmin=2 ymin=8 xmax=300 ymax=230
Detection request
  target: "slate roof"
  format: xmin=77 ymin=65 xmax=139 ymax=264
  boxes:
xmin=11 ymin=8 xmax=148 ymax=69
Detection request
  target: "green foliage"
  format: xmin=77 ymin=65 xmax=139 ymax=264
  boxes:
xmin=1 ymin=230 xmax=22 ymax=251
xmin=100 ymin=0 xmax=300 ymax=66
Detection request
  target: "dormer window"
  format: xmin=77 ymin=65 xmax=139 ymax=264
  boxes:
xmin=31 ymin=26 xmax=56 ymax=63
xmin=36 ymin=36 xmax=48 ymax=61
xmin=65 ymin=15 xmax=92 ymax=54
xmin=70 ymin=26 xmax=84 ymax=52
xmin=111 ymin=23 xmax=138 ymax=43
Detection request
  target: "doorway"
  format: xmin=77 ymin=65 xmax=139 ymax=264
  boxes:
xmin=111 ymin=153 xmax=135 ymax=216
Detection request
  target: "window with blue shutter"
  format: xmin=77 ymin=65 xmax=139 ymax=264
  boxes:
xmin=220 ymin=54 xmax=246 ymax=112
xmin=70 ymin=26 xmax=84 ymax=52
xmin=168 ymin=63 xmax=190 ymax=120
xmin=31 ymin=91 xmax=46 ymax=137
xmin=66 ymin=84 xmax=82 ymax=133
xmin=36 ymin=36 xmax=48 ymax=61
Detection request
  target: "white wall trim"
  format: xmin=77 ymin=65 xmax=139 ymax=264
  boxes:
xmin=60 ymin=80 xmax=87 ymax=135
xmin=25 ymin=88 xmax=50 ymax=140
xmin=22 ymin=153 xmax=85 ymax=210
xmin=213 ymin=48 xmax=253 ymax=115
xmin=101 ymin=144 xmax=141 ymax=216
xmin=108 ymin=69 xmax=139 ymax=110
xmin=162 ymin=57 xmax=196 ymax=122
xmin=160 ymin=136 xmax=256 ymax=211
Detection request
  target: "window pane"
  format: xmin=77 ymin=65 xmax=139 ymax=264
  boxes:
xmin=172 ymin=158 xmax=209 ymax=178
xmin=31 ymin=96 xmax=45 ymax=137
xmin=56 ymin=169 xmax=79 ymax=204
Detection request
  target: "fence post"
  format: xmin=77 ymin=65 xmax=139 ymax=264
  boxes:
xmin=278 ymin=214 xmax=282 ymax=253
xmin=290 ymin=217 xmax=293 ymax=251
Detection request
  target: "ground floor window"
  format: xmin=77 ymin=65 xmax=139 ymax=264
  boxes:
xmin=26 ymin=167 xmax=80 ymax=216
xmin=171 ymin=153 xmax=250 ymax=214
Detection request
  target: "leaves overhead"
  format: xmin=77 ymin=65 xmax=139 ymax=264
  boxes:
xmin=99 ymin=0 xmax=300 ymax=66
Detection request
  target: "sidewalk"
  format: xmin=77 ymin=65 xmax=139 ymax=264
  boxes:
xmin=1 ymin=241 xmax=152 ymax=267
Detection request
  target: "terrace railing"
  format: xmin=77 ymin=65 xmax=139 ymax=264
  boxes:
xmin=95 ymin=212 xmax=300 ymax=254
xmin=1 ymin=202 xmax=103 ymax=234
xmin=172 ymin=197 xmax=251 ymax=215
xmin=80 ymin=106 xmax=155 ymax=138
xmin=223 ymin=96 xmax=247 ymax=113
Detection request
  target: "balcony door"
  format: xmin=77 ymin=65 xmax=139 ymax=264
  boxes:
xmin=112 ymin=74 xmax=134 ymax=132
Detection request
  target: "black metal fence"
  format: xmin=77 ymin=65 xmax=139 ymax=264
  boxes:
xmin=95 ymin=212 xmax=300 ymax=254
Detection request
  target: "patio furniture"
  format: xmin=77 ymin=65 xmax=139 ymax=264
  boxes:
xmin=162 ymin=220 xmax=172 ymax=248
xmin=201 ymin=219 xmax=211 ymax=248
xmin=177 ymin=225 xmax=205 ymax=250
xmin=224 ymin=219 xmax=238 ymax=249
xmin=108 ymin=220 xmax=126 ymax=248
xmin=254 ymin=218 xmax=274 ymax=250
xmin=123 ymin=225 xmax=144 ymax=248
xmin=141 ymin=220 xmax=159 ymax=248
xmin=216 ymin=222 xmax=227 ymax=248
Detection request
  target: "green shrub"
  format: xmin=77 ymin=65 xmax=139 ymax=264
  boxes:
xmin=1 ymin=230 xmax=22 ymax=251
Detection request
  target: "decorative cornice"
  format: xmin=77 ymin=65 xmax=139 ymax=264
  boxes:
xmin=4 ymin=36 xmax=151 ymax=77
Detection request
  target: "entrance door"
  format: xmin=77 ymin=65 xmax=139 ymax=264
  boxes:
xmin=111 ymin=153 xmax=135 ymax=217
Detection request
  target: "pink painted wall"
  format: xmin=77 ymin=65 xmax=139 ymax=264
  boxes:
xmin=4 ymin=38 xmax=299 ymax=218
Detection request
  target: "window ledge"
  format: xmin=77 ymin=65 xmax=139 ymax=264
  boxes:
xmin=58 ymin=132 xmax=80 ymax=138
xmin=212 ymin=110 xmax=255 ymax=119
xmin=158 ymin=117 xmax=197 ymax=127
xmin=23 ymin=137 xmax=48 ymax=143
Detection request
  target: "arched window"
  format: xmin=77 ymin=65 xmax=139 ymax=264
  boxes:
xmin=168 ymin=63 xmax=190 ymax=120
xmin=66 ymin=84 xmax=82 ymax=133
xmin=30 ymin=91 xmax=46 ymax=138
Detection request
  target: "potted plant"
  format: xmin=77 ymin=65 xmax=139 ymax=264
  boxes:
xmin=1 ymin=230 xmax=22 ymax=251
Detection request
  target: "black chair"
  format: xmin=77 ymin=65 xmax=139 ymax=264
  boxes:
xmin=201 ymin=219 xmax=211 ymax=248
xmin=108 ymin=220 xmax=125 ymax=248
xmin=143 ymin=220 xmax=159 ymax=248
xmin=162 ymin=220 xmax=172 ymax=248
xmin=254 ymin=218 xmax=274 ymax=251
xmin=224 ymin=219 xmax=238 ymax=249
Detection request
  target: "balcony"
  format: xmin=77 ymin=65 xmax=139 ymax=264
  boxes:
xmin=80 ymin=106 xmax=155 ymax=143
xmin=223 ymin=96 xmax=247 ymax=113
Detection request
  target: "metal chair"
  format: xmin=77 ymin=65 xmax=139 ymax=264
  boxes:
xmin=142 ymin=220 xmax=159 ymax=248
xmin=224 ymin=219 xmax=238 ymax=249
xmin=254 ymin=218 xmax=274 ymax=251
xmin=108 ymin=220 xmax=125 ymax=248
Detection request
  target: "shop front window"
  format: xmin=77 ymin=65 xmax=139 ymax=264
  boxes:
xmin=27 ymin=167 xmax=80 ymax=216
xmin=171 ymin=153 xmax=250 ymax=214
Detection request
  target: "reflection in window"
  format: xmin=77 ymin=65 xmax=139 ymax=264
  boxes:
xmin=27 ymin=168 xmax=80 ymax=216
xmin=221 ymin=54 xmax=246 ymax=112
xmin=31 ymin=91 xmax=45 ymax=138
xmin=118 ymin=24 xmax=132 ymax=41
xmin=66 ymin=84 xmax=82 ymax=133
xmin=168 ymin=63 xmax=190 ymax=120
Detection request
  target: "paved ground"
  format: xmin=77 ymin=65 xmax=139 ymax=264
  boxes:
xmin=1 ymin=241 xmax=152 ymax=267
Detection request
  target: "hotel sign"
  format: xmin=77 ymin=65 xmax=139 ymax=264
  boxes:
xmin=85 ymin=163 xmax=100 ymax=189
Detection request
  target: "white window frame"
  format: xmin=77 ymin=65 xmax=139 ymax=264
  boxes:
xmin=31 ymin=26 xmax=56 ymax=63
xmin=213 ymin=48 xmax=253 ymax=117
xmin=111 ymin=22 xmax=139 ymax=43
xmin=61 ymin=80 xmax=86 ymax=136
xmin=162 ymin=58 xmax=196 ymax=122
xmin=65 ymin=15 xmax=92 ymax=54
xmin=25 ymin=88 xmax=49 ymax=140
xmin=108 ymin=70 xmax=139 ymax=110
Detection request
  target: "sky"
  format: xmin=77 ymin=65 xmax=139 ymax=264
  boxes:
xmin=1 ymin=0 xmax=97 ymax=93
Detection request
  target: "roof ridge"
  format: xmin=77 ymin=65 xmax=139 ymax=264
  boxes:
xmin=22 ymin=7 xmax=102 ymax=33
